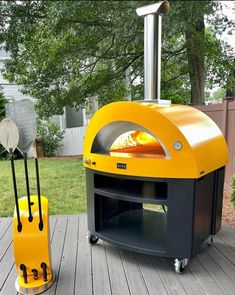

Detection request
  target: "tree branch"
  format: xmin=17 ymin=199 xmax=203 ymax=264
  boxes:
xmin=162 ymin=72 xmax=186 ymax=88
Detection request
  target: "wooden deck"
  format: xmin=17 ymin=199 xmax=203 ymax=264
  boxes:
xmin=0 ymin=214 xmax=235 ymax=295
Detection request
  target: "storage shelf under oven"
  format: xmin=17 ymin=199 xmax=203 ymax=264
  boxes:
xmin=94 ymin=188 xmax=167 ymax=205
xmin=94 ymin=173 xmax=168 ymax=203
xmin=96 ymin=208 xmax=167 ymax=255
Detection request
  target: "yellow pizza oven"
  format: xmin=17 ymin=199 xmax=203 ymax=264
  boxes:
xmin=84 ymin=101 xmax=229 ymax=273
xmin=83 ymin=0 xmax=229 ymax=274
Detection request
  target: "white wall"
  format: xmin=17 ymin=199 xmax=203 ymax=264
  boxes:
xmin=0 ymin=51 xmax=33 ymax=102
xmin=56 ymin=126 xmax=86 ymax=156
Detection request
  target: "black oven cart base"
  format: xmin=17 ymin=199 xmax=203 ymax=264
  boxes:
xmin=86 ymin=168 xmax=225 ymax=273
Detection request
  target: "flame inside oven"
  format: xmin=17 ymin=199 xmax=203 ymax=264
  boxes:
xmin=110 ymin=130 xmax=166 ymax=158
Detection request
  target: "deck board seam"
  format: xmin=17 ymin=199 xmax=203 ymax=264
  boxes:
xmin=103 ymin=242 xmax=113 ymax=295
xmin=54 ymin=217 xmax=69 ymax=295
xmin=188 ymin=262 xmax=213 ymax=295
xmin=0 ymin=239 xmax=13 ymax=263
xmin=152 ymin=256 xmax=170 ymax=295
xmin=214 ymin=235 xmax=235 ymax=257
xmin=213 ymin=244 xmax=235 ymax=266
xmin=166 ymin=258 xmax=190 ymax=295
xmin=134 ymin=253 xmax=150 ymax=295
xmin=187 ymin=267 xmax=207 ymax=295
xmin=90 ymin=244 xmax=94 ymax=295
xmin=73 ymin=216 xmax=80 ymax=295
xmin=152 ymin=257 xmax=183 ymax=295
xmin=217 ymin=237 xmax=235 ymax=250
xmin=0 ymin=220 xmax=12 ymax=241
xmin=221 ymin=225 xmax=235 ymax=240
xmin=195 ymin=256 xmax=228 ymax=295
xmin=0 ymin=259 xmax=15 ymax=292
xmin=118 ymin=247 xmax=131 ymax=295
xmin=205 ymin=246 xmax=235 ymax=282
xmin=50 ymin=217 xmax=58 ymax=243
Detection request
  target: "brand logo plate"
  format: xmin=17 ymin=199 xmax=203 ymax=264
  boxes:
xmin=117 ymin=163 xmax=127 ymax=169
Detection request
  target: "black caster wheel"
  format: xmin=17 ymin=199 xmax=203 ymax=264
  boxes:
xmin=88 ymin=233 xmax=99 ymax=244
xmin=174 ymin=258 xmax=189 ymax=274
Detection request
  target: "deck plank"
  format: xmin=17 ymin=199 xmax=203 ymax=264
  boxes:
xmin=74 ymin=215 xmax=92 ymax=295
xmin=188 ymin=257 xmax=225 ymax=295
xmin=120 ymin=249 xmax=149 ymax=295
xmin=206 ymin=244 xmax=235 ymax=281
xmin=0 ymin=266 xmax=18 ymax=295
xmin=0 ymin=216 xmax=235 ymax=295
xmin=55 ymin=215 xmax=79 ymax=295
xmin=197 ymin=251 xmax=235 ymax=295
xmin=0 ymin=218 xmax=12 ymax=241
xmin=152 ymin=257 xmax=187 ymax=295
xmin=104 ymin=242 xmax=130 ymax=295
xmin=166 ymin=259 xmax=206 ymax=295
xmin=0 ymin=222 xmax=12 ymax=262
xmin=43 ymin=216 xmax=68 ymax=295
xmin=217 ymin=226 xmax=235 ymax=252
xmin=136 ymin=253 xmax=167 ymax=295
xmin=92 ymin=241 xmax=112 ymax=295
xmin=213 ymin=235 xmax=235 ymax=265
xmin=0 ymin=242 xmax=14 ymax=291
xmin=221 ymin=223 xmax=235 ymax=240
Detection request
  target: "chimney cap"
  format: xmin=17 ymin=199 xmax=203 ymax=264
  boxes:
xmin=136 ymin=1 xmax=170 ymax=17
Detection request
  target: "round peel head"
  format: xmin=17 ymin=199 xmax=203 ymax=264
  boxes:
xmin=0 ymin=118 xmax=19 ymax=153
xmin=5 ymin=99 xmax=37 ymax=153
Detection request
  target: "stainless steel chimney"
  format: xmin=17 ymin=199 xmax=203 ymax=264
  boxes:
xmin=136 ymin=1 xmax=170 ymax=101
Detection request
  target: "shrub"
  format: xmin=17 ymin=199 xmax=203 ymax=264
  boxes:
xmin=232 ymin=175 xmax=235 ymax=209
xmin=0 ymin=87 xmax=8 ymax=159
xmin=36 ymin=119 xmax=65 ymax=157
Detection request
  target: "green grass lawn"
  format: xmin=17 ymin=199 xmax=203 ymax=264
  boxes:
xmin=0 ymin=158 xmax=86 ymax=217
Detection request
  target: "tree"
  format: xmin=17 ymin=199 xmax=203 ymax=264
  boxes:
xmin=164 ymin=1 xmax=233 ymax=104
xmin=0 ymin=87 xmax=5 ymax=120
xmin=0 ymin=1 xmax=233 ymax=116
xmin=211 ymin=88 xmax=226 ymax=102
xmin=226 ymin=58 xmax=235 ymax=97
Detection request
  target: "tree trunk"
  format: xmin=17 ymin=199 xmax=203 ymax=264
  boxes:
xmin=185 ymin=19 xmax=205 ymax=105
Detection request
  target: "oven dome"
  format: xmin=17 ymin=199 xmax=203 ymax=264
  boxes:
xmin=84 ymin=101 xmax=228 ymax=179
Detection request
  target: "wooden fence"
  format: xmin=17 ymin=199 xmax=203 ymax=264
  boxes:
xmin=195 ymin=97 xmax=235 ymax=192
xmin=56 ymin=126 xmax=86 ymax=157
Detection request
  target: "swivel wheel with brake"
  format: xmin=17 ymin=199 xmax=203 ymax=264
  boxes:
xmin=87 ymin=233 xmax=99 ymax=244
xmin=174 ymin=258 xmax=189 ymax=274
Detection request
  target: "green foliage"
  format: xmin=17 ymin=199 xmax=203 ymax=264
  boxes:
xmin=211 ymin=88 xmax=226 ymax=102
xmin=0 ymin=86 xmax=6 ymax=120
xmin=36 ymin=119 xmax=65 ymax=157
xmin=0 ymin=1 xmax=233 ymax=114
xmin=0 ymin=87 xmax=8 ymax=159
xmin=232 ymin=175 xmax=235 ymax=209
xmin=226 ymin=58 xmax=235 ymax=97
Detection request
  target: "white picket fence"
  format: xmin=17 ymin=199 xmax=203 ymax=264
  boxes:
xmin=56 ymin=126 xmax=86 ymax=156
